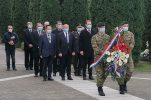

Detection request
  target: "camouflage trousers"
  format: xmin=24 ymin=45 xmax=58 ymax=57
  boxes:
xmin=96 ymin=57 xmax=134 ymax=87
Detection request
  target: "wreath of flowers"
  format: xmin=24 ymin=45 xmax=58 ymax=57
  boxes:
xmin=103 ymin=36 xmax=131 ymax=79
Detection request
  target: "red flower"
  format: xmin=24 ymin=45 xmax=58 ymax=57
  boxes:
xmin=113 ymin=45 xmax=118 ymax=51
xmin=127 ymin=48 xmax=131 ymax=54
xmin=118 ymin=43 xmax=123 ymax=49
xmin=119 ymin=36 xmax=123 ymax=42
xmin=124 ymin=42 xmax=129 ymax=48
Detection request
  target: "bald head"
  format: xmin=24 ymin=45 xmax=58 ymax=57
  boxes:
xmin=44 ymin=21 xmax=50 ymax=26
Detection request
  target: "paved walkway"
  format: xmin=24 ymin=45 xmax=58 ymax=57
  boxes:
xmin=0 ymin=44 xmax=148 ymax=100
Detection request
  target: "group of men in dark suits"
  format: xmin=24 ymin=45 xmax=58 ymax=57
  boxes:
xmin=23 ymin=20 xmax=95 ymax=81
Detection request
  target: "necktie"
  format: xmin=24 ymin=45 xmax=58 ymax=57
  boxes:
xmin=29 ymin=29 xmax=32 ymax=33
xmin=38 ymin=31 xmax=41 ymax=36
xmin=48 ymin=34 xmax=51 ymax=43
xmin=88 ymin=29 xmax=91 ymax=34
xmin=66 ymin=32 xmax=69 ymax=43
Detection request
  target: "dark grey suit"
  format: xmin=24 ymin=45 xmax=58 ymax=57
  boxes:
xmin=39 ymin=33 xmax=56 ymax=78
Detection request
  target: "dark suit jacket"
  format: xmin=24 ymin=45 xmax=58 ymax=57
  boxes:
xmin=23 ymin=29 xmax=35 ymax=50
xmin=33 ymin=30 xmax=44 ymax=48
xmin=39 ymin=33 xmax=56 ymax=58
xmin=72 ymin=31 xmax=80 ymax=53
xmin=79 ymin=28 xmax=95 ymax=58
xmin=3 ymin=32 xmax=19 ymax=50
xmin=57 ymin=32 xmax=75 ymax=55
xmin=52 ymin=29 xmax=63 ymax=52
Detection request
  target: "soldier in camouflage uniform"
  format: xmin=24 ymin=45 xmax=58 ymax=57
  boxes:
xmin=118 ymin=22 xmax=135 ymax=93
xmin=91 ymin=22 xmax=110 ymax=96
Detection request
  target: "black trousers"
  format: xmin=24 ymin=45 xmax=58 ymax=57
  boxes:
xmin=72 ymin=53 xmax=82 ymax=74
xmin=53 ymin=56 xmax=60 ymax=74
xmin=60 ymin=52 xmax=72 ymax=78
xmin=34 ymin=48 xmax=43 ymax=76
xmin=42 ymin=55 xmax=53 ymax=78
xmin=81 ymin=55 xmax=94 ymax=77
xmin=24 ymin=48 xmax=34 ymax=69
xmin=5 ymin=48 xmax=16 ymax=69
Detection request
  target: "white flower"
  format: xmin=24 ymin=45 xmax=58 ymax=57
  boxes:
xmin=122 ymin=52 xmax=126 ymax=56
xmin=118 ymin=60 xmax=123 ymax=66
xmin=105 ymin=51 xmax=111 ymax=56
xmin=111 ymin=52 xmax=115 ymax=56
xmin=120 ymin=56 xmax=125 ymax=61
xmin=111 ymin=57 xmax=114 ymax=61
xmin=115 ymin=54 xmax=118 ymax=58
xmin=125 ymin=54 xmax=129 ymax=59
xmin=107 ymin=57 xmax=111 ymax=62
xmin=123 ymin=59 xmax=128 ymax=64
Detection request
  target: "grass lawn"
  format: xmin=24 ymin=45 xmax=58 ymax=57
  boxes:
xmin=135 ymin=63 xmax=151 ymax=72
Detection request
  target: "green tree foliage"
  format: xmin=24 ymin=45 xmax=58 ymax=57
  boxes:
xmin=144 ymin=0 xmax=151 ymax=61
xmin=61 ymin=0 xmax=88 ymax=30
xmin=28 ymin=0 xmax=41 ymax=25
xmin=40 ymin=0 xmax=61 ymax=26
xmin=0 ymin=0 xmax=12 ymax=36
xmin=72 ymin=0 xmax=88 ymax=29
xmin=61 ymin=0 xmax=74 ymax=29
xmin=12 ymin=0 xmax=29 ymax=44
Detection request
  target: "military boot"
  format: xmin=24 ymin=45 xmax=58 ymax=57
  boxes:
xmin=98 ymin=86 xmax=105 ymax=96
xmin=123 ymin=81 xmax=127 ymax=92
xmin=119 ymin=85 xmax=125 ymax=94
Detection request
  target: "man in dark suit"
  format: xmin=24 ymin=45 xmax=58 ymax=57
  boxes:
xmin=72 ymin=24 xmax=84 ymax=76
xmin=3 ymin=25 xmax=18 ymax=71
xmin=33 ymin=23 xmax=44 ymax=77
xmin=79 ymin=20 xmax=95 ymax=80
xmin=58 ymin=24 xmax=75 ymax=80
xmin=39 ymin=25 xmax=56 ymax=81
xmin=52 ymin=21 xmax=63 ymax=76
xmin=24 ymin=22 xmax=35 ymax=70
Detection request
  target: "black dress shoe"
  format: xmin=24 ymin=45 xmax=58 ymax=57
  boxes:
xmin=78 ymin=71 xmax=82 ymax=76
xmin=98 ymin=87 xmax=105 ymax=96
xmin=67 ymin=77 xmax=73 ymax=80
xmin=13 ymin=68 xmax=17 ymax=71
xmin=6 ymin=68 xmax=10 ymax=71
xmin=43 ymin=78 xmax=47 ymax=81
xmin=34 ymin=75 xmax=38 ymax=77
xmin=83 ymin=76 xmax=86 ymax=80
xmin=30 ymin=68 xmax=33 ymax=70
xmin=89 ymin=76 xmax=94 ymax=80
xmin=26 ymin=68 xmax=29 ymax=70
xmin=74 ymin=72 xmax=78 ymax=76
xmin=53 ymin=73 xmax=56 ymax=76
xmin=48 ymin=77 xmax=54 ymax=81
xmin=39 ymin=73 xmax=43 ymax=77
xmin=62 ymin=77 xmax=65 ymax=81
xmin=78 ymin=73 xmax=82 ymax=76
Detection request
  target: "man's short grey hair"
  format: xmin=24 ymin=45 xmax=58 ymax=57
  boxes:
xmin=27 ymin=22 xmax=33 ymax=25
xmin=57 ymin=21 xmax=62 ymax=24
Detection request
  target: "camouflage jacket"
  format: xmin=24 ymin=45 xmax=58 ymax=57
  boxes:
xmin=121 ymin=31 xmax=135 ymax=51
xmin=91 ymin=33 xmax=110 ymax=60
